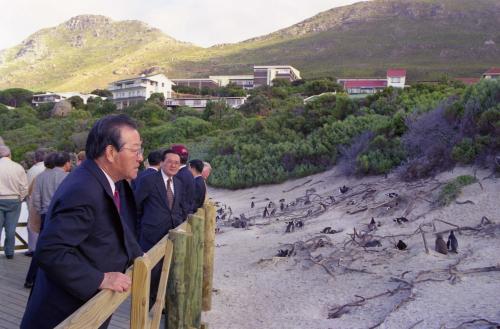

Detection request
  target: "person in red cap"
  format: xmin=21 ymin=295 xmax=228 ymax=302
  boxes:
xmin=170 ymin=144 xmax=196 ymax=214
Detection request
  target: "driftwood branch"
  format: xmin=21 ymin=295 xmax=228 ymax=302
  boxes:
xmin=455 ymin=200 xmax=475 ymax=205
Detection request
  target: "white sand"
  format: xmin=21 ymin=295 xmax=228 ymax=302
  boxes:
xmin=202 ymin=166 xmax=500 ymax=329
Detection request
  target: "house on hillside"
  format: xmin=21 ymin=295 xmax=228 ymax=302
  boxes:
xmin=172 ymin=65 xmax=301 ymax=91
xmin=171 ymin=78 xmax=220 ymax=90
xmin=337 ymin=78 xmax=387 ymax=95
xmin=165 ymin=95 xmax=247 ymax=109
xmin=32 ymin=92 xmax=101 ymax=107
xmin=108 ymin=74 xmax=174 ymax=110
xmin=482 ymin=67 xmax=500 ymax=80
xmin=209 ymin=75 xmax=255 ymax=89
xmin=338 ymin=68 xmax=407 ymax=95
xmin=454 ymin=77 xmax=481 ymax=85
xmin=387 ymin=69 xmax=406 ymax=88
xmin=253 ymin=65 xmax=301 ymax=87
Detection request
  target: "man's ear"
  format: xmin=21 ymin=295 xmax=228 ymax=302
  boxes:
xmin=104 ymin=145 xmax=117 ymax=163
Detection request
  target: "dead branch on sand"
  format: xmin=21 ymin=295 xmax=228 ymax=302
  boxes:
xmin=442 ymin=318 xmax=500 ymax=329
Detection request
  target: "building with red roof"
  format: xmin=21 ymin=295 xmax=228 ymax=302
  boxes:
xmin=386 ymin=69 xmax=406 ymax=88
xmin=337 ymin=68 xmax=406 ymax=95
xmin=482 ymin=67 xmax=500 ymax=80
xmin=455 ymin=78 xmax=481 ymax=85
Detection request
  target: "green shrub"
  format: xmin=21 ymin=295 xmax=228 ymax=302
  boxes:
xmin=437 ymin=175 xmax=476 ymax=206
xmin=452 ymin=138 xmax=478 ymax=164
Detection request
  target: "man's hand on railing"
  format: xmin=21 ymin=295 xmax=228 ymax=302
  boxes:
xmin=98 ymin=272 xmax=132 ymax=293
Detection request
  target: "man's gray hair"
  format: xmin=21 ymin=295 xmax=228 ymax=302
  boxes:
xmin=0 ymin=145 xmax=11 ymax=158
xmin=203 ymin=161 xmax=212 ymax=170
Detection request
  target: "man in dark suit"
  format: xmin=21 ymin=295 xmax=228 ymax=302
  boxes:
xmin=131 ymin=149 xmax=163 ymax=190
xmin=135 ymin=149 xmax=187 ymax=251
xmin=135 ymin=149 xmax=187 ymax=305
xmin=171 ymin=144 xmax=195 ymax=214
xmin=189 ymin=159 xmax=206 ymax=212
xmin=21 ymin=115 xmax=144 ymax=329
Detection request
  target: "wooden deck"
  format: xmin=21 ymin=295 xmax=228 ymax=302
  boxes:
xmin=0 ymin=252 xmax=135 ymax=329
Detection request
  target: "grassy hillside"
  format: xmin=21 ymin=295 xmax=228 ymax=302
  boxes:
xmin=0 ymin=0 xmax=499 ymax=91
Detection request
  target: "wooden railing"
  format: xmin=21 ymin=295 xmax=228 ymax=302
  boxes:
xmin=0 ymin=221 xmax=28 ymax=252
xmin=54 ymin=201 xmax=216 ymax=329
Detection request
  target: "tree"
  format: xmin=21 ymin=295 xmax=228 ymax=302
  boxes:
xmin=68 ymin=96 xmax=84 ymax=109
xmin=303 ymin=79 xmax=341 ymax=96
xmin=0 ymin=88 xmax=34 ymax=107
xmin=239 ymin=94 xmax=271 ymax=116
xmin=90 ymin=89 xmax=113 ymax=98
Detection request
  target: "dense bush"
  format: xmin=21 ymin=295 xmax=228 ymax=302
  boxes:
xmin=0 ymin=88 xmax=34 ymax=107
xmin=1 ymin=78 xmax=498 ymax=188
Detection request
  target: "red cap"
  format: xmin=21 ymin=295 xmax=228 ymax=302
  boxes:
xmin=171 ymin=144 xmax=189 ymax=163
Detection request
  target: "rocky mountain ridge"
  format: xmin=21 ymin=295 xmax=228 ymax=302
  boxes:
xmin=1 ymin=0 xmax=499 ymax=91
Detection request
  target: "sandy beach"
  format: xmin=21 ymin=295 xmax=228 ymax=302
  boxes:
xmin=202 ymin=166 xmax=500 ymax=329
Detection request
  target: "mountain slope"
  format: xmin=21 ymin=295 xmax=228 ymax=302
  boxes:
xmin=1 ymin=0 xmax=499 ymax=91
xmin=189 ymin=0 xmax=500 ymax=80
xmin=0 ymin=15 xmax=205 ymax=91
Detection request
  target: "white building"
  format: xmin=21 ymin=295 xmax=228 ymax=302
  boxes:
xmin=253 ymin=65 xmax=301 ymax=87
xmin=482 ymin=67 xmax=500 ymax=80
xmin=32 ymin=92 xmax=101 ymax=107
xmin=108 ymin=74 xmax=175 ymax=110
xmin=165 ymin=96 xmax=247 ymax=109
xmin=386 ymin=69 xmax=406 ymax=88
xmin=208 ymin=75 xmax=255 ymax=89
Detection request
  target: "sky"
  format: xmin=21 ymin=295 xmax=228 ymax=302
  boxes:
xmin=1 ymin=0 xmax=364 ymax=50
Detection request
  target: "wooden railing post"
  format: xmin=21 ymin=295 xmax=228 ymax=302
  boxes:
xmin=186 ymin=212 xmax=205 ymax=328
xmin=166 ymin=230 xmax=192 ymax=329
xmin=150 ymin=239 xmax=173 ymax=329
xmin=131 ymin=256 xmax=151 ymax=329
xmin=202 ymin=202 xmax=216 ymax=311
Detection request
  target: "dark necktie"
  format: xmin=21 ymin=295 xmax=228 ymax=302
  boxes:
xmin=166 ymin=178 xmax=174 ymax=210
xmin=113 ymin=189 xmax=121 ymax=214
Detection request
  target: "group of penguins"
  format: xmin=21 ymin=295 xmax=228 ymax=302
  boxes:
xmin=436 ymin=230 xmax=459 ymax=255
xmin=364 ymin=218 xmax=459 ymax=254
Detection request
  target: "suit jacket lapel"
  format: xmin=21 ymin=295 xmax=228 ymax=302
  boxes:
xmin=172 ymin=176 xmax=182 ymax=210
xmin=154 ymin=172 xmax=170 ymax=210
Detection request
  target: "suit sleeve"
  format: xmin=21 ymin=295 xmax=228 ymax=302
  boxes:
xmin=185 ymin=175 xmax=196 ymax=214
xmin=35 ymin=193 xmax=104 ymax=301
xmin=31 ymin=177 xmax=42 ymax=214
xmin=134 ymin=176 xmax=150 ymax=219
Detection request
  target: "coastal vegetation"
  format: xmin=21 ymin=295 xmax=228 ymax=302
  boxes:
xmin=0 ymin=78 xmax=498 ymax=189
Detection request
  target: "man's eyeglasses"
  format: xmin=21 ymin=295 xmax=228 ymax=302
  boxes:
xmin=121 ymin=147 xmax=144 ymax=157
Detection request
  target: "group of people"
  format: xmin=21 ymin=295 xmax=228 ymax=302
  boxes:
xmin=0 ymin=114 xmax=212 ymax=329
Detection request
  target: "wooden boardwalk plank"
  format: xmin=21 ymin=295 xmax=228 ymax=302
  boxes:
xmin=0 ymin=253 xmax=137 ymax=329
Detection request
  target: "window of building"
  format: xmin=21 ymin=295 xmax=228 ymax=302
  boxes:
xmin=390 ymin=77 xmax=401 ymax=83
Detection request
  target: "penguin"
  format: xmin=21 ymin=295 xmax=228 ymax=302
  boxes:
xmin=396 ymin=240 xmax=407 ymax=250
xmin=435 ymin=234 xmax=448 ymax=255
xmin=388 ymin=192 xmax=399 ymax=198
xmin=270 ymin=208 xmax=276 ymax=216
xmin=276 ymin=249 xmax=288 ymax=257
xmin=280 ymin=202 xmax=284 ymax=211
xmin=321 ymin=227 xmax=332 ymax=234
xmin=364 ymin=240 xmax=382 ymax=247
xmin=285 ymin=221 xmax=295 ymax=233
xmin=447 ymin=230 xmax=458 ymax=253
xmin=251 ymin=201 xmax=255 ymax=208
xmin=295 ymin=220 xmax=304 ymax=228
xmin=339 ymin=185 xmax=349 ymax=194
xmin=263 ymin=206 xmax=268 ymax=218
xmin=368 ymin=217 xmax=377 ymax=231
xmin=394 ymin=217 xmax=409 ymax=224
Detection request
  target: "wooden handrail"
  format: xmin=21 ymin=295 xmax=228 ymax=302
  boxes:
xmin=54 ymin=202 xmax=216 ymax=329
xmin=54 ymin=267 xmax=134 ymax=329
